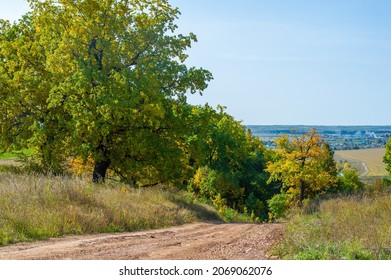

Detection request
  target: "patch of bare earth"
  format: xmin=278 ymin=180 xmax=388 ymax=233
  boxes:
xmin=0 ymin=222 xmax=284 ymax=260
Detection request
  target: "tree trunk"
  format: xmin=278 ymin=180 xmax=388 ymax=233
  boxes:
xmin=92 ymin=159 xmax=110 ymax=183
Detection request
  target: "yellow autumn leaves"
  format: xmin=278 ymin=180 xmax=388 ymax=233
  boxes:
xmin=266 ymin=129 xmax=337 ymax=206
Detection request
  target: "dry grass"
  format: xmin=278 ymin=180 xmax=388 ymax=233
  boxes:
xmin=0 ymin=172 xmax=221 ymax=246
xmin=277 ymin=193 xmax=391 ymax=259
xmin=334 ymin=148 xmax=387 ymax=177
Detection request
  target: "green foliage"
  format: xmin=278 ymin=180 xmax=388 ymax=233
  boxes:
xmin=189 ymin=166 xmax=244 ymax=211
xmin=337 ymin=163 xmax=365 ymax=193
xmin=0 ymin=149 xmax=34 ymax=160
xmin=189 ymin=166 xmax=218 ymax=198
xmin=245 ymin=192 xmax=265 ymax=218
xmin=0 ymin=13 xmax=66 ymax=173
xmin=186 ymin=106 xmax=273 ymax=220
xmin=0 ymin=0 xmax=212 ymax=183
xmin=266 ymin=129 xmax=338 ymax=207
xmin=267 ymin=192 xmax=291 ymax=220
xmin=216 ymin=206 xmax=256 ymax=223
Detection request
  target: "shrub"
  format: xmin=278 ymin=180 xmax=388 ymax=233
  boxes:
xmin=189 ymin=166 xmax=218 ymax=198
xmin=189 ymin=166 xmax=244 ymax=211
xmin=245 ymin=192 xmax=265 ymax=217
xmin=267 ymin=192 xmax=291 ymax=220
xmin=337 ymin=164 xmax=365 ymax=193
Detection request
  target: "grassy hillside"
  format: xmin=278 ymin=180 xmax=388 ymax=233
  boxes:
xmin=334 ymin=148 xmax=387 ymax=177
xmin=276 ymin=192 xmax=391 ymax=260
xmin=0 ymin=171 xmax=232 ymax=246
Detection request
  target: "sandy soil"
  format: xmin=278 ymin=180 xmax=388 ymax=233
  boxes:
xmin=0 ymin=222 xmax=284 ymax=260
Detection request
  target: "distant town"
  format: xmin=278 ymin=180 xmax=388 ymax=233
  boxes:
xmin=247 ymin=125 xmax=391 ymax=150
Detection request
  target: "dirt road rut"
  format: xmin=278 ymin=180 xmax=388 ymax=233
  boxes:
xmin=0 ymin=222 xmax=283 ymax=260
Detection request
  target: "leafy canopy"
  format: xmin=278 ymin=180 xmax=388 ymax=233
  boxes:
xmin=0 ymin=0 xmax=212 ymax=182
xmin=186 ymin=105 xmax=271 ymax=218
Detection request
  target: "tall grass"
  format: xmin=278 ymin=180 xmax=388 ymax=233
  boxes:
xmin=276 ymin=193 xmax=391 ymax=259
xmin=0 ymin=172 xmax=222 ymax=246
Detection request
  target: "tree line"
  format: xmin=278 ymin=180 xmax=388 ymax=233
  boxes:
xmin=0 ymin=0 xmax=381 ymax=220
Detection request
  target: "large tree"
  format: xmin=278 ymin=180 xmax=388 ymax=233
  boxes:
xmin=266 ymin=129 xmax=337 ymax=207
xmin=0 ymin=0 xmax=212 ymax=183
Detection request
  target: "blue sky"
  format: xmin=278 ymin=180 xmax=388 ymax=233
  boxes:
xmin=2 ymin=0 xmax=391 ymax=125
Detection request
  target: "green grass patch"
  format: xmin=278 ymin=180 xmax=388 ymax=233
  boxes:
xmin=0 ymin=148 xmax=34 ymax=160
xmin=276 ymin=194 xmax=391 ymax=259
xmin=0 ymin=172 xmax=223 ymax=246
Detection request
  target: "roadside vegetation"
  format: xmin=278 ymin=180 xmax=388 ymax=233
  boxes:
xmin=0 ymin=168 xmax=258 ymax=246
xmin=268 ymin=136 xmax=391 ymax=260
xmin=275 ymin=186 xmax=391 ymax=260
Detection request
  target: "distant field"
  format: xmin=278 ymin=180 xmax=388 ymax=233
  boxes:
xmin=334 ymin=148 xmax=387 ymax=177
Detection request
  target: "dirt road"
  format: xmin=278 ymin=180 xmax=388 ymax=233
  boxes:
xmin=0 ymin=222 xmax=283 ymax=260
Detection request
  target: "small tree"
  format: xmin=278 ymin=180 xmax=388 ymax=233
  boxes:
xmin=338 ymin=163 xmax=365 ymax=193
xmin=266 ymin=129 xmax=337 ymax=207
